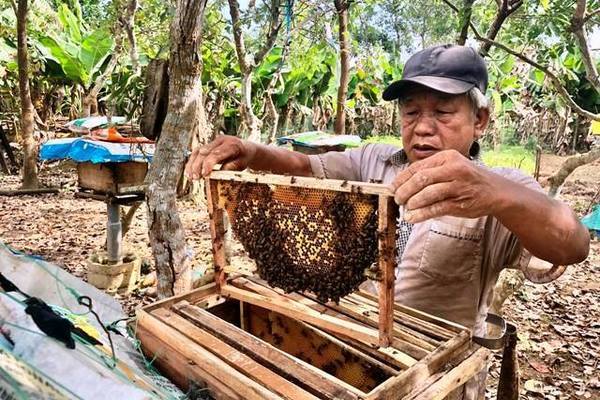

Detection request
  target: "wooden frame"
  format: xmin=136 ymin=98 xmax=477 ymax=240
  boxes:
xmin=204 ymin=170 xmax=399 ymax=347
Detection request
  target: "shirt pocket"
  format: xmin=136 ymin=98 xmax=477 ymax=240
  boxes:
xmin=418 ymin=219 xmax=483 ymax=283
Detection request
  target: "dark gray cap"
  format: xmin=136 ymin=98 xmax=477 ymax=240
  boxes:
xmin=383 ymin=44 xmax=488 ymax=101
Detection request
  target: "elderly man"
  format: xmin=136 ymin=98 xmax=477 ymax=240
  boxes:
xmin=185 ymin=44 xmax=589 ymax=398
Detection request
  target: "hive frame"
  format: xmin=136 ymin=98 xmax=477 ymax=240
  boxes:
xmin=205 ymin=170 xmax=399 ymax=347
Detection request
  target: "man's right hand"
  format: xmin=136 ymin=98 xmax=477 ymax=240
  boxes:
xmin=184 ymin=135 xmax=256 ymax=180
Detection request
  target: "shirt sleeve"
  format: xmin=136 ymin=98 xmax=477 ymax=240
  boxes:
xmin=308 ymin=144 xmax=399 ymax=181
xmin=484 ymin=168 xmax=544 ymax=273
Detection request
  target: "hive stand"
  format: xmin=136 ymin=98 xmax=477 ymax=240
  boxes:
xmin=205 ymin=170 xmax=399 ymax=347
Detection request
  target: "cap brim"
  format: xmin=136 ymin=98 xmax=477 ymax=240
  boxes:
xmin=382 ymin=76 xmax=475 ymax=101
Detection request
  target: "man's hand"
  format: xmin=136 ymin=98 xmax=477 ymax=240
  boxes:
xmin=184 ymin=135 xmax=256 ymax=180
xmin=390 ymin=150 xmax=500 ymax=223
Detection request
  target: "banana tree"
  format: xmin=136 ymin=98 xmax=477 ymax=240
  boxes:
xmin=36 ymin=4 xmax=114 ymax=116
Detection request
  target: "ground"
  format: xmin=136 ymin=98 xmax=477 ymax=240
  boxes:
xmin=0 ymin=153 xmax=598 ymax=399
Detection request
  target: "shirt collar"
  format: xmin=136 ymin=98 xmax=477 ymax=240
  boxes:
xmin=381 ymin=143 xmax=482 ymax=167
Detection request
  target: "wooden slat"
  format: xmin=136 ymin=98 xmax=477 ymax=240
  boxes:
xmin=365 ymin=331 xmax=471 ymax=400
xmin=221 ymin=284 xmax=381 ymax=347
xmin=403 ymin=348 xmax=489 ymax=400
xmin=173 ymin=301 xmax=361 ymax=400
xmin=206 ymin=179 xmax=227 ymax=289
xmin=151 ymin=308 xmax=319 ymax=400
xmin=357 ymin=290 xmax=466 ymax=334
xmin=209 ymin=170 xmax=393 ymax=196
xmin=322 ymin=296 xmax=437 ymax=352
xmin=136 ymin=310 xmax=282 ymax=400
xmin=345 ymin=294 xmax=451 ymax=343
xmin=377 ymin=196 xmax=398 ymax=348
xmin=140 ymin=282 xmax=217 ymax=312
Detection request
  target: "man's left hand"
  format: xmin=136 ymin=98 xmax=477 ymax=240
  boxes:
xmin=390 ymin=150 xmax=500 ymax=223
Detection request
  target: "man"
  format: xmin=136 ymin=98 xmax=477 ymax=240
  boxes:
xmin=185 ymin=44 xmax=589 ymax=398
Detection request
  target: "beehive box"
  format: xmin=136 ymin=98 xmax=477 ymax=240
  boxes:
xmin=136 ymin=277 xmax=488 ymax=399
xmin=136 ymin=171 xmax=489 ymax=399
xmin=77 ymin=161 xmax=147 ymax=194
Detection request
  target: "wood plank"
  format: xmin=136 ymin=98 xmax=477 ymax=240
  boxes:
xmin=140 ymin=282 xmax=217 ymax=312
xmin=209 ymin=170 xmax=393 ymax=196
xmin=136 ymin=321 xmax=241 ymax=399
xmin=173 ymin=301 xmax=361 ymax=400
xmin=152 ymin=308 xmax=319 ymax=400
xmin=403 ymin=348 xmax=489 ymax=400
xmin=222 ymin=284 xmax=381 ymax=347
xmin=347 ymin=293 xmax=454 ymax=341
xmin=365 ymin=331 xmax=471 ymax=400
xmin=136 ymin=310 xmax=280 ymax=400
xmin=206 ymin=179 xmax=227 ymax=289
xmin=357 ymin=290 xmax=466 ymax=334
xmin=377 ymin=196 xmax=398 ymax=347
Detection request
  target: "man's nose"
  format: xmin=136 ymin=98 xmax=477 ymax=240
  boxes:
xmin=413 ymin=113 xmax=436 ymax=136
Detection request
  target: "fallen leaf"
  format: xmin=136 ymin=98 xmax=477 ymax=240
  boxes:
xmin=529 ymin=360 xmax=551 ymax=374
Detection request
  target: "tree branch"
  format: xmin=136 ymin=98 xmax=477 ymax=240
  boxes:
xmin=583 ymin=7 xmax=600 ymax=24
xmin=441 ymin=0 xmax=600 ymax=122
xmin=253 ymin=0 xmax=283 ymax=66
xmin=227 ymin=0 xmax=250 ymax=74
xmin=480 ymin=0 xmax=523 ymax=56
xmin=571 ymin=0 xmax=600 ymax=93
xmin=457 ymin=0 xmax=476 ymax=45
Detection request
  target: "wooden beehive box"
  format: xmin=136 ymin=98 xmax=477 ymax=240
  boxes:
xmin=136 ymin=277 xmax=488 ymax=399
xmin=77 ymin=161 xmax=147 ymax=194
xmin=136 ymin=172 xmax=489 ymax=399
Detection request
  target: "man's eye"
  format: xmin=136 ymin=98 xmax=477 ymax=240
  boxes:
xmin=437 ymin=110 xmax=452 ymax=114
xmin=405 ymin=111 xmax=418 ymax=116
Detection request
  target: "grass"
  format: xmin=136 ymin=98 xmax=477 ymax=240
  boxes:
xmin=481 ymin=145 xmax=535 ymax=174
xmin=363 ymin=136 xmax=535 ymax=175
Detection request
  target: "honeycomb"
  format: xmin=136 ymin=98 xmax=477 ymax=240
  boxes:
xmin=217 ymin=181 xmax=379 ymax=303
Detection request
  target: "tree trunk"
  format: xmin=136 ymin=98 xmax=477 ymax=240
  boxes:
xmin=146 ymin=0 xmax=210 ymax=298
xmin=16 ymin=0 xmax=39 ymax=189
xmin=240 ymin=70 xmax=262 ymax=141
xmin=547 ymin=147 xmax=600 ymax=197
xmin=334 ymin=0 xmax=350 ymax=135
xmin=140 ymin=58 xmax=169 ymax=140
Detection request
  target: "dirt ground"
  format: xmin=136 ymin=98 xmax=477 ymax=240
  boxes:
xmin=0 ymin=154 xmax=598 ymax=399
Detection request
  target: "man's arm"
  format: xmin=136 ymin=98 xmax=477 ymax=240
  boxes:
xmin=390 ymin=150 xmax=590 ymax=266
xmin=185 ymin=136 xmax=312 ymax=179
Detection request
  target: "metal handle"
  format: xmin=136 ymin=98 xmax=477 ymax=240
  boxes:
xmin=472 ymin=313 xmax=508 ymax=350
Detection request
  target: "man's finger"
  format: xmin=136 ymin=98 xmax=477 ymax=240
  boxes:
xmin=201 ymin=144 xmax=240 ymax=177
xmin=405 ymin=182 xmax=456 ymax=210
xmin=404 ymin=200 xmax=454 ymax=223
xmin=390 ymin=152 xmax=452 ymax=189
xmin=393 ymin=166 xmax=452 ymax=205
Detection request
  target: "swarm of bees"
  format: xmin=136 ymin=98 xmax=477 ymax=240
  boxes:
xmin=224 ymin=182 xmax=379 ymax=303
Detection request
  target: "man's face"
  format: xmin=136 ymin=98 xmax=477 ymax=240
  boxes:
xmin=400 ymin=87 xmax=489 ymax=163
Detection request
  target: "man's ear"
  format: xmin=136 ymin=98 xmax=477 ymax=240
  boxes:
xmin=474 ymin=107 xmax=490 ymax=140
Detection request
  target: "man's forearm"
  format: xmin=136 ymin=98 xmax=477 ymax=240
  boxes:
xmin=247 ymin=143 xmax=313 ymax=176
xmin=492 ymin=174 xmax=590 ymax=266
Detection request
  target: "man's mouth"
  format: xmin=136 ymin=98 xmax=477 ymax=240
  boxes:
xmin=412 ymin=144 xmax=439 ymax=158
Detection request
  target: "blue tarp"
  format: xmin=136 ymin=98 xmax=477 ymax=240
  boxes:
xmin=40 ymin=138 xmax=154 ymax=163
xmin=582 ymin=205 xmax=600 ymax=234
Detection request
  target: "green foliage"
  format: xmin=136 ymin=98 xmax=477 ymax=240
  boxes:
xmin=36 ymin=3 xmax=113 ymax=88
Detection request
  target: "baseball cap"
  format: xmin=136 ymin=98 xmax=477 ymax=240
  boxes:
xmin=382 ymin=44 xmax=488 ymax=101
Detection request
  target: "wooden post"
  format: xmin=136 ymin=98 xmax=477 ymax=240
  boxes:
xmin=378 ymin=195 xmax=398 ymax=347
xmin=206 ymin=179 xmax=227 ymax=289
